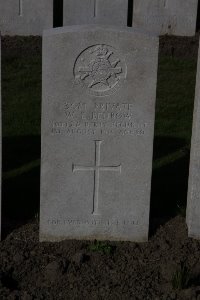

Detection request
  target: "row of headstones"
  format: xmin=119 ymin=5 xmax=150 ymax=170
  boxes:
xmin=0 ymin=1 xmax=200 ymax=243
xmin=0 ymin=0 xmax=199 ymax=37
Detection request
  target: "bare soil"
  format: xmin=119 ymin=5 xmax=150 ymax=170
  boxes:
xmin=1 ymin=217 xmax=200 ymax=299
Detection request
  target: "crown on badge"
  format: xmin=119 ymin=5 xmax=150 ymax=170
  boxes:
xmin=90 ymin=45 xmax=108 ymax=57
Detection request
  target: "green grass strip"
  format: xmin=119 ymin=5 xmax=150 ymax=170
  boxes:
xmin=153 ymin=148 xmax=189 ymax=170
xmin=3 ymin=159 xmax=40 ymax=180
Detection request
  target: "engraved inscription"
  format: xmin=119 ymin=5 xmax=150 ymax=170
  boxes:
xmin=51 ymin=102 xmax=148 ymax=137
xmin=72 ymin=140 xmax=121 ymax=215
xmin=74 ymin=45 xmax=127 ymax=96
xmin=48 ymin=219 xmax=139 ymax=226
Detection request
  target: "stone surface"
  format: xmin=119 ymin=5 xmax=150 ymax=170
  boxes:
xmin=63 ymin=0 xmax=128 ymax=26
xmin=0 ymin=32 xmax=2 ymax=240
xmin=0 ymin=0 xmax=53 ymax=36
xmin=133 ymin=0 xmax=198 ymax=37
xmin=187 ymin=37 xmax=200 ymax=239
xmin=40 ymin=25 xmax=159 ymax=242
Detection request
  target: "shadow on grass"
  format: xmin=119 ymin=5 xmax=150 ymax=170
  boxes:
xmin=3 ymin=136 xmax=40 ymax=172
xmin=153 ymin=136 xmax=187 ymax=160
xmin=149 ymin=136 xmax=190 ymax=236
xmin=2 ymin=136 xmax=40 ymax=238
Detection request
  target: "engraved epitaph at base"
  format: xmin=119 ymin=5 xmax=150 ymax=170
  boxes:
xmin=40 ymin=26 xmax=159 ymax=242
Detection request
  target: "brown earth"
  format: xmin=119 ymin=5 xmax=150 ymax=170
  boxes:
xmin=1 ymin=217 xmax=200 ymax=300
xmin=1 ymin=35 xmax=200 ymax=300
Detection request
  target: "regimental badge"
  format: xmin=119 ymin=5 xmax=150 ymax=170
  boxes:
xmin=74 ymin=44 xmax=127 ymax=96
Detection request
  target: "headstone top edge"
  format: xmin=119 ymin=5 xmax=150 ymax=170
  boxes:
xmin=43 ymin=25 xmax=159 ymax=40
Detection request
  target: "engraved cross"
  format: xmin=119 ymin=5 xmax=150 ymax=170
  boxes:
xmin=73 ymin=140 xmax=121 ymax=215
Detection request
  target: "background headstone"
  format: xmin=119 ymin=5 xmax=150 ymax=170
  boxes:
xmin=133 ymin=0 xmax=198 ymax=36
xmin=0 ymin=34 xmax=1 ymax=240
xmin=0 ymin=0 xmax=53 ymax=36
xmin=40 ymin=25 xmax=158 ymax=242
xmin=187 ymin=38 xmax=200 ymax=239
xmin=63 ymin=0 xmax=128 ymax=26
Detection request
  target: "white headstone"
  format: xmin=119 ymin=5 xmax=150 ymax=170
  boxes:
xmin=40 ymin=25 xmax=158 ymax=242
xmin=0 ymin=34 xmax=1 ymax=240
xmin=187 ymin=38 xmax=200 ymax=239
xmin=63 ymin=0 xmax=128 ymax=26
xmin=0 ymin=0 xmax=53 ymax=36
xmin=133 ymin=0 xmax=198 ymax=36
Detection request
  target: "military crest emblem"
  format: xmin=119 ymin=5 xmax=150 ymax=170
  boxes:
xmin=74 ymin=44 xmax=127 ymax=96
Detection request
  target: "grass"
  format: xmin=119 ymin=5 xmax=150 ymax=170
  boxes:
xmin=87 ymin=240 xmax=114 ymax=255
xmin=155 ymin=57 xmax=196 ymax=141
xmin=151 ymin=55 xmax=197 ymax=218
xmin=1 ymin=37 xmax=198 ymax=224
xmin=172 ymin=263 xmax=190 ymax=290
xmin=2 ymin=38 xmax=41 ymax=224
xmin=2 ymin=50 xmax=41 ymax=137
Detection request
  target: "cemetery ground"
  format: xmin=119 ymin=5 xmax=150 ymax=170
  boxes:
xmin=0 ymin=35 xmax=200 ymax=300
